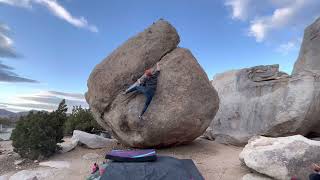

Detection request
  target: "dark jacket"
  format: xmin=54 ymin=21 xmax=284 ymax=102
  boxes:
xmin=140 ymin=70 xmax=160 ymax=89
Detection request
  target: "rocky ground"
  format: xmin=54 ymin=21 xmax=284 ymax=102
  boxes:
xmin=0 ymin=138 xmax=249 ymax=180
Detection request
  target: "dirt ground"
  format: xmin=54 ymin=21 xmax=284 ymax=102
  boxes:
xmin=0 ymin=138 xmax=249 ymax=180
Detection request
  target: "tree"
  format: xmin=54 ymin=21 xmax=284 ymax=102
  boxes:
xmin=64 ymin=106 xmax=103 ymax=135
xmin=10 ymin=99 xmax=68 ymax=160
xmin=50 ymin=99 xmax=68 ymax=142
xmin=0 ymin=117 xmax=14 ymax=127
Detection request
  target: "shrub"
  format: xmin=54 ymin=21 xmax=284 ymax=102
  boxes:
xmin=10 ymin=99 xmax=67 ymax=160
xmin=64 ymin=106 xmax=103 ymax=135
xmin=0 ymin=117 xmax=14 ymax=127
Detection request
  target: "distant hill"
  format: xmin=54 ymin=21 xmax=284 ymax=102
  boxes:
xmin=0 ymin=109 xmax=41 ymax=123
xmin=0 ymin=109 xmax=17 ymax=119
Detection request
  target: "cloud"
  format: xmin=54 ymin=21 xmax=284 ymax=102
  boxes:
xmin=0 ymin=60 xmax=38 ymax=83
xmin=276 ymin=39 xmax=300 ymax=55
xmin=0 ymin=23 xmax=18 ymax=58
xmin=0 ymin=23 xmax=37 ymax=83
xmin=225 ymin=0 xmax=252 ymax=20
xmin=225 ymin=0 xmax=320 ymax=42
xmin=0 ymin=0 xmax=31 ymax=8
xmin=0 ymin=90 xmax=88 ymax=112
xmin=0 ymin=0 xmax=98 ymax=32
xmin=47 ymin=90 xmax=85 ymax=100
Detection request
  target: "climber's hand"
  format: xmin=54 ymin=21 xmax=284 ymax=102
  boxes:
xmin=156 ymin=62 xmax=160 ymax=71
xmin=312 ymin=163 xmax=320 ymax=172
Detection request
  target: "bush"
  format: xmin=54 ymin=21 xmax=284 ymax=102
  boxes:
xmin=10 ymin=100 xmax=67 ymax=160
xmin=64 ymin=106 xmax=103 ymax=135
xmin=0 ymin=117 xmax=15 ymax=127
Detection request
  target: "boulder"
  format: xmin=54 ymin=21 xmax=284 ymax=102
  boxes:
xmin=0 ymin=175 xmax=10 ymax=180
xmin=9 ymin=168 xmax=58 ymax=180
xmin=71 ymin=130 xmax=116 ymax=149
xmin=242 ymin=173 xmax=273 ymax=180
xmin=86 ymin=20 xmax=219 ymax=148
xmin=58 ymin=138 xmax=78 ymax=153
xmin=86 ymin=19 xmax=180 ymax=131
xmin=240 ymin=135 xmax=320 ymax=180
xmin=14 ymin=159 xmax=25 ymax=165
xmin=205 ymin=17 xmax=320 ymax=145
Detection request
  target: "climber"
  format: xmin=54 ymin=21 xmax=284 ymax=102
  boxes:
xmin=309 ymin=163 xmax=320 ymax=180
xmin=124 ymin=62 xmax=161 ymax=119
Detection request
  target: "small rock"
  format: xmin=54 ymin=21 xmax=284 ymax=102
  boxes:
xmin=99 ymin=132 xmax=112 ymax=139
xmin=82 ymin=153 xmax=100 ymax=160
xmin=39 ymin=161 xmax=70 ymax=169
xmin=34 ymin=160 xmax=39 ymax=163
xmin=12 ymin=153 xmax=20 ymax=159
xmin=202 ymin=127 xmax=215 ymax=141
xmin=58 ymin=138 xmax=78 ymax=153
xmin=14 ymin=159 xmax=25 ymax=165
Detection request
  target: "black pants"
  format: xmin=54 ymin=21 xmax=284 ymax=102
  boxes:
xmin=310 ymin=173 xmax=320 ymax=180
xmin=125 ymin=85 xmax=155 ymax=116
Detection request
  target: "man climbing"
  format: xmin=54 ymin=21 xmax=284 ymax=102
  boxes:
xmin=124 ymin=62 xmax=161 ymax=119
xmin=309 ymin=163 xmax=320 ymax=180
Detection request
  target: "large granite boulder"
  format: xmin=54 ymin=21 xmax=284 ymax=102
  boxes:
xmin=205 ymin=17 xmax=320 ymax=145
xmin=86 ymin=20 xmax=219 ymax=148
xmin=292 ymin=18 xmax=320 ymax=75
xmin=240 ymin=135 xmax=320 ymax=180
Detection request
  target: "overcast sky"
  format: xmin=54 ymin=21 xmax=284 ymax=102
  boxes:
xmin=0 ymin=0 xmax=319 ymax=112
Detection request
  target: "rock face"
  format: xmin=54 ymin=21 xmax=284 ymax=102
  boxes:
xmin=248 ymin=64 xmax=289 ymax=82
xmin=205 ymin=17 xmax=320 ymax=145
xmin=86 ymin=20 xmax=219 ymax=148
xmin=240 ymin=135 xmax=320 ymax=180
xmin=72 ymin=130 xmax=115 ymax=149
xmin=293 ymin=18 xmax=320 ymax=75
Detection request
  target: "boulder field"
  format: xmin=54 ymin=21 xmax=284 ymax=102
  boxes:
xmin=205 ymin=17 xmax=320 ymax=145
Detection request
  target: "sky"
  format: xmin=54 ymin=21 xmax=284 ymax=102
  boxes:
xmin=0 ymin=0 xmax=319 ymax=112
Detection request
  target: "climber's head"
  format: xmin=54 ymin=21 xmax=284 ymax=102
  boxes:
xmin=145 ymin=69 xmax=152 ymax=77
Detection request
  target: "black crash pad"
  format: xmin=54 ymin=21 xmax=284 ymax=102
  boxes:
xmin=101 ymin=156 xmax=204 ymax=180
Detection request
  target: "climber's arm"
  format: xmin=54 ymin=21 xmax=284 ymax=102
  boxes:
xmin=312 ymin=163 xmax=320 ymax=172
xmin=152 ymin=62 xmax=161 ymax=76
xmin=138 ymin=74 xmax=147 ymax=85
